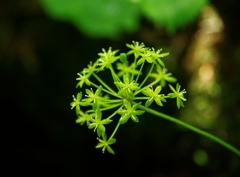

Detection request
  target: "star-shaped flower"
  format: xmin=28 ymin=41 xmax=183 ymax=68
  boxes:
xmin=81 ymin=61 xmax=98 ymax=75
xmin=70 ymin=92 xmax=89 ymax=115
xmin=141 ymin=86 xmax=167 ymax=107
xmin=137 ymin=50 xmax=154 ymax=65
xmin=114 ymin=74 xmax=140 ymax=98
xmin=149 ymin=48 xmax=169 ymax=67
xmin=168 ymin=83 xmax=187 ymax=109
xmin=82 ymin=85 xmax=104 ymax=110
xmin=126 ymin=41 xmax=147 ymax=58
xmin=96 ymin=133 xmax=116 ymax=154
xmin=98 ymin=47 xmax=119 ymax=70
xmin=76 ymin=72 xmax=91 ymax=88
xmin=75 ymin=111 xmax=93 ymax=126
xmin=88 ymin=109 xmax=112 ymax=137
xmin=118 ymin=99 xmax=145 ymax=124
xmin=149 ymin=65 xmax=177 ymax=87
xmin=116 ymin=62 xmax=141 ymax=77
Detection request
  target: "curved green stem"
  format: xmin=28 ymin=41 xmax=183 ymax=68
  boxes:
xmin=108 ymin=106 xmax=124 ymax=140
xmin=109 ymin=123 xmax=121 ymax=141
xmin=86 ymin=103 xmax=122 ymax=113
xmin=138 ymin=104 xmax=240 ymax=157
xmin=139 ymin=63 xmax=155 ymax=88
xmin=130 ymin=55 xmax=138 ymax=82
xmin=135 ymin=60 xmax=145 ymax=83
xmin=90 ymin=81 xmax=120 ymax=98
xmin=92 ymin=73 xmax=120 ymax=98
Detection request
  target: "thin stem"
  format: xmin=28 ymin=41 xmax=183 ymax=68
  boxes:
xmin=105 ymin=99 xmax=123 ymax=103
xmin=138 ymin=104 xmax=240 ymax=157
xmin=130 ymin=55 xmax=138 ymax=82
xmin=92 ymin=73 xmax=119 ymax=97
xmin=90 ymin=81 xmax=120 ymax=98
xmin=133 ymin=97 xmax=149 ymax=100
xmin=108 ymin=105 xmax=124 ymax=140
xmin=135 ymin=60 xmax=145 ymax=83
xmin=110 ymin=65 xmax=121 ymax=82
xmin=139 ymin=63 xmax=155 ymax=88
xmin=86 ymin=103 xmax=122 ymax=113
xmin=109 ymin=66 xmax=121 ymax=90
xmin=109 ymin=122 xmax=121 ymax=141
xmin=134 ymin=79 xmax=160 ymax=95
xmin=106 ymin=105 xmax=124 ymax=120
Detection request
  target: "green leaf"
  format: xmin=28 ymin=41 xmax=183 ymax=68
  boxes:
xmin=154 ymin=85 xmax=162 ymax=94
xmin=96 ymin=85 xmax=102 ymax=96
xmin=98 ymin=124 xmax=106 ymax=133
xmin=97 ymin=124 xmax=105 ymax=137
xmin=136 ymin=57 xmax=145 ymax=65
xmin=106 ymin=145 xmax=115 ymax=154
xmin=88 ymin=123 xmax=96 ymax=129
xmin=123 ymin=99 xmax=131 ymax=109
xmin=101 ymin=119 xmax=113 ymax=124
xmin=145 ymin=97 xmax=154 ymax=107
xmin=95 ymin=143 xmax=104 ymax=149
xmin=168 ymin=93 xmax=176 ymax=98
xmin=119 ymin=114 xmax=130 ymax=124
xmin=39 ymin=0 xmax=140 ymax=38
xmin=140 ymin=0 xmax=208 ymax=34
xmin=108 ymin=138 xmax=116 ymax=145
xmin=131 ymin=114 xmax=139 ymax=123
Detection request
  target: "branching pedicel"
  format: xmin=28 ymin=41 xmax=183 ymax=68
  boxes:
xmin=71 ymin=41 xmax=240 ymax=156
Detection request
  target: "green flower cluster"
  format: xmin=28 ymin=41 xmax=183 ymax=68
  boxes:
xmin=70 ymin=41 xmax=187 ymax=154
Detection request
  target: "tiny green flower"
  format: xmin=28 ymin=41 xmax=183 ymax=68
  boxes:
xmin=83 ymin=85 xmax=104 ymax=110
xmin=76 ymin=72 xmax=91 ymax=88
xmin=98 ymin=47 xmax=119 ymax=69
xmin=126 ymin=41 xmax=146 ymax=58
xmin=114 ymin=74 xmax=140 ymax=98
xmin=116 ymin=62 xmax=141 ymax=77
xmin=150 ymin=65 xmax=177 ymax=87
xmin=75 ymin=111 xmax=92 ymax=126
xmin=149 ymin=48 xmax=169 ymax=67
xmin=82 ymin=61 xmax=97 ymax=75
xmin=88 ymin=109 xmax=112 ymax=137
xmin=137 ymin=50 xmax=154 ymax=65
xmin=70 ymin=92 xmax=88 ymax=115
xmin=168 ymin=83 xmax=187 ymax=109
xmin=118 ymin=99 xmax=145 ymax=124
xmin=141 ymin=86 xmax=167 ymax=107
xmin=96 ymin=133 xmax=116 ymax=154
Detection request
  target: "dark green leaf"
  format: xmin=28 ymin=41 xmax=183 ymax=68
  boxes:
xmin=40 ymin=0 xmax=140 ymax=38
xmin=140 ymin=0 xmax=208 ymax=34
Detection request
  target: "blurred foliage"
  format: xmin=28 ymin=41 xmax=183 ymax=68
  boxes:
xmin=140 ymin=0 xmax=208 ymax=34
xmin=39 ymin=0 xmax=208 ymax=38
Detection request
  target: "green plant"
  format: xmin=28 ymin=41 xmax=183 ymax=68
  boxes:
xmin=70 ymin=41 xmax=240 ymax=156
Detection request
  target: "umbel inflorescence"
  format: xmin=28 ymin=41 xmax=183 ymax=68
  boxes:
xmin=70 ymin=41 xmax=187 ymax=154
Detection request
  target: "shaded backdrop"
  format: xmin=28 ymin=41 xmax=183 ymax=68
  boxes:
xmin=1 ymin=0 xmax=240 ymax=176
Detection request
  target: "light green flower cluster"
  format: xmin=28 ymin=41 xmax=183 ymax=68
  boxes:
xmin=70 ymin=41 xmax=187 ymax=154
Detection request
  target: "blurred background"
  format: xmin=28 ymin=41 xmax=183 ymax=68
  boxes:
xmin=1 ymin=0 xmax=240 ymax=176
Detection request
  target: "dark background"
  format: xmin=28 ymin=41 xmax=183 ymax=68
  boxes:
xmin=1 ymin=0 xmax=240 ymax=176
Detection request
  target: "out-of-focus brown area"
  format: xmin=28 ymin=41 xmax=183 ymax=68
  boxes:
xmin=1 ymin=0 xmax=240 ymax=176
